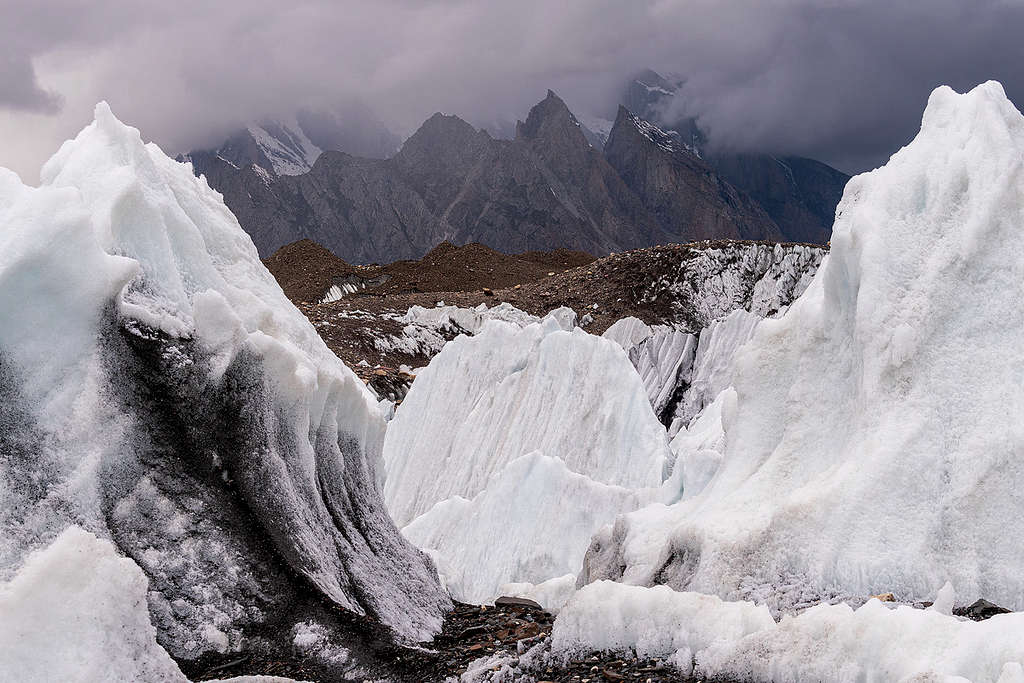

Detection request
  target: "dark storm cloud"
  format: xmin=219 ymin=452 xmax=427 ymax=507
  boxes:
xmin=2 ymin=0 xmax=1023 ymax=177
xmin=0 ymin=51 xmax=62 ymax=113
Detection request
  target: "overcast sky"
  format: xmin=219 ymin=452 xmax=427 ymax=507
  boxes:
xmin=2 ymin=0 xmax=1022 ymax=181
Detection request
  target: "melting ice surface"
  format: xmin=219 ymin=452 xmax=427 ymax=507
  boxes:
xmin=0 ymin=103 xmax=448 ymax=679
xmin=561 ymin=81 xmax=1024 ymax=681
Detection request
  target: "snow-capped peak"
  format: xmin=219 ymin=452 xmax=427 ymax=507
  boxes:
xmin=246 ymin=116 xmax=322 ymax=175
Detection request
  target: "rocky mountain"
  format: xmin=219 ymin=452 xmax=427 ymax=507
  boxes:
xmin=620 ymin=68 xmax=705 ymax=154
xmin=604 ymin=106 xmax=782 ymax=242
xmin=182 ymin=104 xmax=400 ymax=177
xmin=617 ymin=69 xmax=850 ymax=244
xmin=708 ymin=153 xmax=851 ymax=244
xmin=190 ymin=90 xmax=793 ymax=262
xmin=394 ymin=90 xmax=666 ymax=255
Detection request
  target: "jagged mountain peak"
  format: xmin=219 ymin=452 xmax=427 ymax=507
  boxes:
xmin=515 ymin=89 xmax=588 ymax=148
xmin=396 ymin=112 xmax=482 ymax=160
xmin=605 ymin=107 xmax=781 ymax=243
xmin=610 ymin=104 xmax=690 ymax=156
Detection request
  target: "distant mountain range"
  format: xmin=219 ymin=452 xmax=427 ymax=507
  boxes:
xmin=183 ymin=70 xmax=849 ymax=263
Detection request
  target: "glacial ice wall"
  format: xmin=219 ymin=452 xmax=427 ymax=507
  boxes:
xmin=581 ymin=82 xmax=1024 ymax=611
xmin=0 ymin=104 xmax=449 ymax=664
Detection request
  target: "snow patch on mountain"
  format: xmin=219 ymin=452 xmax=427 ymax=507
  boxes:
xmin=246 ymin=118 xmax=322 ymax=175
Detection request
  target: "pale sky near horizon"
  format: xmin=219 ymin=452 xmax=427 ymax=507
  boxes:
xmin=2 ymin=0 xmax=1022 ymax=181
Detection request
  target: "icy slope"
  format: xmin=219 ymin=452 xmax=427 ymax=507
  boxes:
xmin=0 ymin=103 xmax=449 ymax=662
xmin=581 ymin=82 xmax=1024 ymax=610
xmin=382 ymin=315 xmax=672 ymax=527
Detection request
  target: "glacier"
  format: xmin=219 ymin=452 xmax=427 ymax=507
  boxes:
xmin=383 ymin=314 xmax=672 ymax=604
xmin=549 ymin=581 xmax=1024 ymax=682
xmin=0 ymin=103 xmax=449 ymax=676
xmin=382 ymin=315 xmax=671 ymax=528
xmin=581 ymin=81 xmax=1024 ymax=614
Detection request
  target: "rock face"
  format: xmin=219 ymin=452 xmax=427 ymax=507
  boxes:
xmin=398 ymin=91 xmax=665 ymax=257
xmin=708 ymin=153 xmax=850 ymax=244
xmin=605 ymin=106 xmax=782 ymax=242
xmin=189 ymin=149 xmax=446 ymax=264
xmin=184 ymin=105 xmax=400 ymax=177
xmin=189 ymin=88 xmax=842 ymax=263
xmin=618 ymin=69 xmax=850 ymax=244
xmin=0 ymin=103 xmax=450 ymax=674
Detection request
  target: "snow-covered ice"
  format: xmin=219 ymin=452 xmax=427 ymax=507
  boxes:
xmin=552 ymin=581 xmax=773 ymax=675
xmin=668 ymin=308 xmax=761 ymax=430
xmin=401 ymin=452 xmax=655 ymax=604
xmin=0 ymin=527 xmax=188 ymax=683
xmin=601 ymin=316 xmax=654 ymax=352
xmin=581 ymin=81 xmax=1024 ymax=613
xmin=551 ymin=581 xmax=1024 ymax=682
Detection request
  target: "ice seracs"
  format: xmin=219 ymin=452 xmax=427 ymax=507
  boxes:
xmin=384 ymin=313 xmax=672 ymax=604
xmin=0 ymin=102 xmax=449 ymax=672
xmin=581 ymin=81 xmax=1024 ymax=613
xmin=383 ymin=314 xmax=671 ymax=528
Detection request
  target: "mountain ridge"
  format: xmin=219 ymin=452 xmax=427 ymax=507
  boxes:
xmin=187 ymin=82 xmax=847 ymax=262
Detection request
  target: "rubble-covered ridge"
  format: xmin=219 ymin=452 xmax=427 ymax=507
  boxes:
xmin=270 ymin=238 xmax=827 ymax=383
xmin=0 ymin=102 xmax=449 ymax=680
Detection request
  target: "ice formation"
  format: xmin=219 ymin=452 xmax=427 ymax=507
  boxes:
xmin=0 ymin=527 xmax=188 ymax=682
xmin=628 ymin=328 xmax=697 ymax=423
xmin=582 ymin=82 xmax=1024 ymax=611
xmin=401 ymin=452 xmax=654 ymax=604
xmin=642 ymin=242 xmax=824 ymax=330
xmin=551 ymin=581 xmax=1024 ymax=682
xmin=667 ymin=308 xmax=761 ymax=430
xmin=601 ymin=316 xmax=654 ymax=351
xmin=0 ymin=103 xmax=449 ymax=668
xmin=383 ymin=316 xmax=671 ymax=528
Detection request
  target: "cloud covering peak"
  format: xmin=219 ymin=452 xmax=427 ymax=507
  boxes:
xmin=1 ymin=0 xmax=1022 ymax=180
